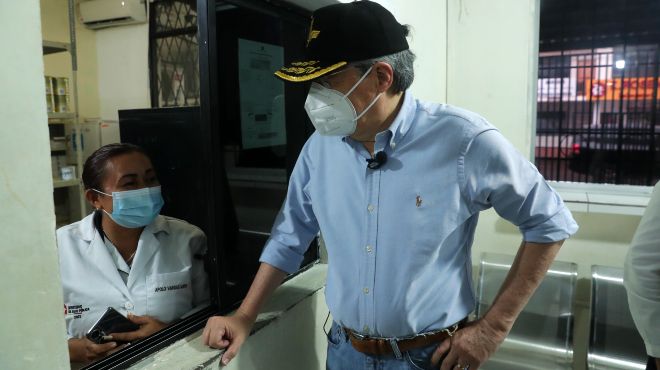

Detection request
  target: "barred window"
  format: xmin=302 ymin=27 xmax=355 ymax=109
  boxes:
xmin=149 ymin=0 xmax=199 ymax=107
xmin=536 ymin=0 xmax=660 ymax=186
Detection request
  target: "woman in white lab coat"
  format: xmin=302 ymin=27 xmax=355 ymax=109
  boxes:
xmin=57 ymin=143 xmax=209 ymax=363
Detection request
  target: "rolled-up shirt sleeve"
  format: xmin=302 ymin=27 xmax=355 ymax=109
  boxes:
xmin=259 ymin=141 xmax=320 ymax=274
xmin=462 ymin=129 xmax=578 ymax=243
xmin=624 ymin=181 xmax=660 ymax=357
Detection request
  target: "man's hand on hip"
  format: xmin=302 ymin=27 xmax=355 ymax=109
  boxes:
xmin=429 ymin=240 xmax=563 ymax=370
xmin=430 ymin=318 xmax=507 ymax=370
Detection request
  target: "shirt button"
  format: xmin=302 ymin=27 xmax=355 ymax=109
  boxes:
xmin=367 ymin=204 xmax=375 ymax=212
xmin=124 ymin=302 xmax=134 ymax=310
xmin=363 ymin=287 xmax=369 ymax=294
xmin=366 ymin=245 xmax=373 ymax=253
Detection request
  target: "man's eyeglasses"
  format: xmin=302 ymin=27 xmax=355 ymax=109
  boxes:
xmin=315 ymin=66 xmax=352 ymax=88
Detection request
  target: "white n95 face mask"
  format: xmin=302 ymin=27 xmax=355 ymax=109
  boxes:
xmin=304 ymin=65 xmax=382 ymax=136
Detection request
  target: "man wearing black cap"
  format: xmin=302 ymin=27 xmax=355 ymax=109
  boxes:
xmin=203 ymin=1 xmax=578 ymax=369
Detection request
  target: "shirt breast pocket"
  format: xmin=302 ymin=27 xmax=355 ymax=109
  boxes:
xmin=146 ymin=270 xmax=193 ymax=323
xmin=409 ymin=190 xmax=457 ymax=253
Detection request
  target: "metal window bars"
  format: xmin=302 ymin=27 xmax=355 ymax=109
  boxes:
xmin=149 ymin=0 xmax=200 ymax=108
xmin=536 ymin=0 xmax=660 ymax=186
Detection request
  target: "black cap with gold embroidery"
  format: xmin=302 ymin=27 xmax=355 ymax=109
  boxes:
xmin=274 ymin=1 xmax=409 ymax=82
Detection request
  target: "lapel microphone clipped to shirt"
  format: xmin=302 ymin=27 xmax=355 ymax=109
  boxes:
xmin=366 ymin=151 xmax=388 ymax=170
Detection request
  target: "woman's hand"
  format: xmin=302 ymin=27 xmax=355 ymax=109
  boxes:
xmin=108 ymin=313 xmax=168 ymax=342
xmin=68 ymin=337 xmax=118 ymax=363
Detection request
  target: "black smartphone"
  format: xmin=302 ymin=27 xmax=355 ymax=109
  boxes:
xmin=86 ymin=307 xmax=140 ymax=344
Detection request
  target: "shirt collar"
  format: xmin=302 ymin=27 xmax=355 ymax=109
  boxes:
xmin=385 ymin=90 xmax=415 ymax=149
xmin=80 ymin=213 xmax=97 ymax=241
xmin=341 ymin=90 xmax=416 ymax=150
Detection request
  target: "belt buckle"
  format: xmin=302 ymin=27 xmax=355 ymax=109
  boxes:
xmin=347 ymin=329 xmax=404 ymax=359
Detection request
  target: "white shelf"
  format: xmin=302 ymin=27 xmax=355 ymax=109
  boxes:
xmin=50 ymin=143 xmax=67 ymax=152
xmin=53 ymin=178 xmax=80 ymax=189
xmin=42 ymin=40 xmax=70 ymax=55
xmin=43 ymin=7 xmax=85 ymax=224
xmin=48 ymin=112 xmax=75 ymax=120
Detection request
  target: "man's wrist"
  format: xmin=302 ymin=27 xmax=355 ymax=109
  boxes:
xmin=235 ymin=307 xmax=258 ymax=324
xmin=481 ymin=311 xmax=513 ymax=337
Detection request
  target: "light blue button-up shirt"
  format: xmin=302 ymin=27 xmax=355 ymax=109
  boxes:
xmin=260 ymin=92 xmax=578 ymax=337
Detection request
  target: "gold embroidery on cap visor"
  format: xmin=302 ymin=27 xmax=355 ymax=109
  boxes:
xmin=291 ymin=60 xmax=321 ymax=67
xmin=275 ymin=61 xmax=347 ymax=82
xmin=308 ymin=30 xmax=320 ymax=45
xmin=306 ymin=16 xmax=319 ymax=46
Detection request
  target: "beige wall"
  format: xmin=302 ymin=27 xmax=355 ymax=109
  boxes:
xmin=445 ymin=0 xmax=538 ymax=153
xmin=96 ymin=24 xmax=151 ymax=122
xmin=386 ymin=0 xmax=448 ymax=103
xmin=41 ymin=0 xmax=100 ymax=118
xmin=0 ymin=0 xmax=69 ymax=368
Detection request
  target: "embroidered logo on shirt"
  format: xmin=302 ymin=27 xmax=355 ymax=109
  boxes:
xmin=154 ymin=283 xmax=188 ymax=293
xmin=416 ymin=195 xmax=423 ymax=207
xmin=64 ymin=304 xmax=90 ymax=319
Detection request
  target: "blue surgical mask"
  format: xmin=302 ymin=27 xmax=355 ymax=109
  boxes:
xmin=93 ymin=186 xmax=164 ymax=228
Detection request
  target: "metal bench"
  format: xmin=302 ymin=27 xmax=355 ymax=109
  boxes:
xmin=476 ymin=252 xmax=578 ymax=370
xmin=588 ymin=265 xmax=647 ymax=370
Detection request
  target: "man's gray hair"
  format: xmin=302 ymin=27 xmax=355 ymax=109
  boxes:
xmin=353 ymin=48 xmax=416 ymax=94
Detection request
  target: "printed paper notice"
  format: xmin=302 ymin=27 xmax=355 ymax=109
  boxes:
xmin=238 ymin=39 xmax=286 ymax=149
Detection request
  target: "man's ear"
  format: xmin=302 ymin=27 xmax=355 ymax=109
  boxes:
xmin=374 ymin=61 xmax=394 ymax=93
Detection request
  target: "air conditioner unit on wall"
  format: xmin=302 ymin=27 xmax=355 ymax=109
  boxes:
xmin=79 ymin=0 xmax=147 ymax=29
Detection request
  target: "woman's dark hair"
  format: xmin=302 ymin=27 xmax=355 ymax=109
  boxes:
xmin=82 ymin=143 xmax=149 ymax=191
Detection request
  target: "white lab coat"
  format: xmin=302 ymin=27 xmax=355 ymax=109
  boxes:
xmin=625 ymin=180 xmax=660 ymax=357
xmin=57 ymin=213 xmax=209 ymax=339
